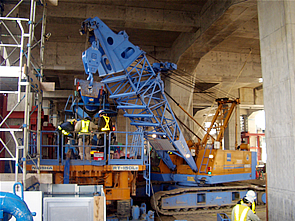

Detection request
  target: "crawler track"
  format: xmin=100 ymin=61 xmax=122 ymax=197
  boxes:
xmin=151 ymin=185 xmax=265 ymax=216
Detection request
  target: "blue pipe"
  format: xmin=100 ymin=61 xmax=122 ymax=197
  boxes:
xmin=0 ymin=182 xmax=34 ymax=221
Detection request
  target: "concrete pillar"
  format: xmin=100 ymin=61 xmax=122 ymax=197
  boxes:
xmin=165 ymin=75 xmax=195 ymax=141
xmin=224 ymin=105 xmax=240 ymax=150
xmin=258 ymin=1 xmax=295 ymax=220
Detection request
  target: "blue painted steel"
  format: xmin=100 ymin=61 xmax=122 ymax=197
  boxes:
xmin=161 ymin=190 xmax=247 ymax=210
xmin=147 ymin=210 xmax=154 ymax=221
xmin=13 ymin=182 xmax=24 ymax=200
xmin=107 ymin=204 xmax=153 ymax=221
xmin=64 ymin=143 xmax=78 ymax=156
xmin=106 ymin=216 xmax=119 ymax=221
xmin=217 ymin=213 xmax=231 ymax=221
xmin=251 ymin=151 xmax=257 ymax=179
xmin=151 ymin=173 xmax=253 ymax=185
xmin=261 ymin=193 xmax=266 ymax=204
xmin=140 ymin=203 xmax=146 ymax=215
xmin=81 ymin=17 xmax=197 ymax=172
xmin=82 ymin=41 xmax=101 ymax=86
xmin=64 ymin=158 xmax=70 ymax=184
xmin=143 ymin=142 xmax=151 ymax=197
xmin=73 ymin=105 xmax=91 ymax=120
xmin=82 ymin=17 xmax=142 ymax=77
xmin=190 ymin=173 xmax=253 ymax=184
xmin=132 ymin=206 xmax=140 ymax=220
xmin=64 ymin=94 xmax=75 ymax=121
xmin=80 ymin=94 xmax=100 ymax=112
xmin=151 ymin=173 xmax=173 ymax=182
xmin=156 ymin=151 xmax=176 ymax=171
xmin=0 ymin=183 xmax=34 ymax=221
xmin=108 ymin=131 xmax=144 ymax=165
xmin=152 ymin=62 xmax=177 ymax=73
xmin=64 ymin=81 xmax=109 ymax=121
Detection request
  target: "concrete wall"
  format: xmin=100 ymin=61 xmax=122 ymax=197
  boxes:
xmin=165 ymin=77 xmax=195 ymax=141
xmin=258 ymin=1 xmax=295 ymax=220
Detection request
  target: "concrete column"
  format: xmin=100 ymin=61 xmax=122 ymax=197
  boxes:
xmin=258 ymin=1 xmax=295 ymax=220
xmin=165 ymin=75 xmax=195 ymax=141
xmin=224 ymin=105 xmax=240 ymax=150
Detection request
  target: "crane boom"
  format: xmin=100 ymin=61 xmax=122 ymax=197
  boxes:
xmin=80 ymin=17 xmax=197 ymax=172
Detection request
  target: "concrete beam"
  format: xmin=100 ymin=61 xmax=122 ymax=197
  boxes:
xmin=43 ymin=90 xmax=73 ymax=99
xmin=43 ymin=2 xmax=201 ymax=33
xmin=172 ymin=0 xmax=258 ymax=73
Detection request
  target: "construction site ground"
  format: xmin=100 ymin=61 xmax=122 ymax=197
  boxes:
xmin=155 ymin=205 xmax=266 ymax=221
xmin=153 ymin=179 xmax=267 ymax=221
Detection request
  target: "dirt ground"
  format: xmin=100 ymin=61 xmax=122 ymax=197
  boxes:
xmin=154 ymin=205 xmax=266 ymax=221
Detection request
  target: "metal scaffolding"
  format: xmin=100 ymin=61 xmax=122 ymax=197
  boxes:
xmin=0 ymin=0 xmax=45 ymax=187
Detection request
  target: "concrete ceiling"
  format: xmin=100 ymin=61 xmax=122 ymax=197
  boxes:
xmin=3 ymin=0 xmax=262 ymax=110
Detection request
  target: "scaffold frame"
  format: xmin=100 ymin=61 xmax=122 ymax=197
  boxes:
xmin=0 ymin=0 xmax=45 ymax=187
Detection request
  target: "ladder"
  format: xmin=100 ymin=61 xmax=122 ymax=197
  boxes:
xmin=199 ymin=144 xmax=213 ymax=174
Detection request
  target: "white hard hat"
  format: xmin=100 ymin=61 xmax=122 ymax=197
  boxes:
xmin=245 ymin=190 xmax=256 ymax=203
xmin=246 ymin=190 xmax=256 ymax=199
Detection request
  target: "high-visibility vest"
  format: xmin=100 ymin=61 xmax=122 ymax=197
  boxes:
xmin=241 ymin=199 xmax=256 ymax=213
xmin=58 ymin=126 xmax=70 ymax=136
xmin=233 ymin=204 xmax=250 ymax=221
xmin=80 ymin=120 xmax=90 ymax=134
xmin=62 ymin=130 xmax=69 ymax=136
xmin=101 ymin=116 xmax=110 ymax=131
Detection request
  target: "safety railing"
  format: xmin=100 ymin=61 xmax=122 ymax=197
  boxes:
xmin=27 ymin=130 xmax=146 ymax=166
xmin=29 ymin=130 xmax=37 ymax=157
xmin=108 ymin=131 xmax=144 ymax=165
xmin=27 ymin=130 xmax=107 ymax=166
xmin=27 ymin=130 xmax=59 ymax=165
xmin=63 ymin=132 xmax=107 ymax=166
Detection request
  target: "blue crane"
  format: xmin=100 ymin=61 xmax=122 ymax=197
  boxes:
xmin=80 ymin=17 xmax=197 ymax=172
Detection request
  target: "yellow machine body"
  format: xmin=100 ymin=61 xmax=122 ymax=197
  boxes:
xmin=26 ymin=164 xmax=145 ymax=203
xmin=154 ymin=149 xmax=253 ymax=177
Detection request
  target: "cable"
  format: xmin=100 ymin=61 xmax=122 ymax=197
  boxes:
xmin=226 ymin=49 xmax=252 ymax=97
xmin=146 ymin=53 xmax=237 ymax=101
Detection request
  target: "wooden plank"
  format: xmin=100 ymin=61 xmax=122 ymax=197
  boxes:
xmin=48 ymin=0 xmax=58 ymax=6
xmin=41 ymin=82 xmax=55 ymax=92
xmin=93 ymin=196 xmax=104 ymax=221
xmin=0 ymin=66 xmax=22 ymax=77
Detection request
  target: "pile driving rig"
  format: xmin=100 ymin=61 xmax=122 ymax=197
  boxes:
xmin=79 ymin=17 xmax=265 ymax=215
xmin=26 ymin=16 xmax=264 ymax=218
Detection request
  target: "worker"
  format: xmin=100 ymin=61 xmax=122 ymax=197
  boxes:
xmin=74 ymin=117 xmax=98 ymax=160
xmin=231 ymin=190 xmax=261 ymax=221
xmin=97 ymin=110 xmax=112 ymax=132
xmin=97 ymin=110 xmax=113 ymax=152
xmin=237 ymin=190 xmax=257 ymax=214
xmin=56 ymin=119 xmax=77 ymax=159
